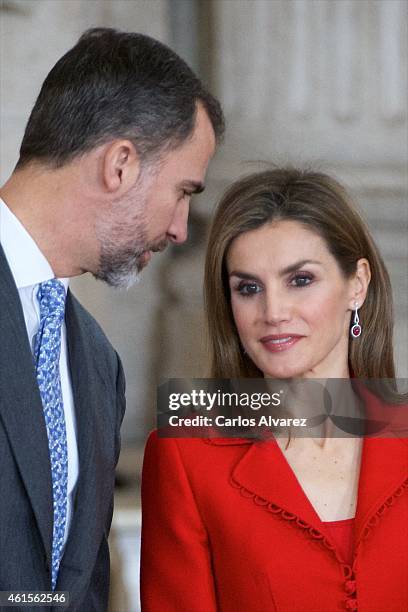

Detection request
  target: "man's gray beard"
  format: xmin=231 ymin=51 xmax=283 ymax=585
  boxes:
xmin=94 ymin=242 xmax=145 ymax=289
xmin=93 ymin=163 xmax=166 ymax=289
xmin=94 ymin=191 xmax=150 ymax=289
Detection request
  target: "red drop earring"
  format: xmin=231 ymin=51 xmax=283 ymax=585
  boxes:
xmin=350 ymin=302 xmax=362 ymax=338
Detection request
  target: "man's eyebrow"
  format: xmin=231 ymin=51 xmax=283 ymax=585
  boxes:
xmin=229 ymin=260 xmax=322 ymax=280
xmin=182 ymin=180 xmax=205 ymax=194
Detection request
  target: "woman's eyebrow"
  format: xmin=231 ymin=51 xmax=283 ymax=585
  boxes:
xmin=229 ymin=260 xmax=322 ymax=281
xmin=228 ymin=271 xmax=262 ymax=282
xmin=279 ymin=259 xmax=322 ymax=276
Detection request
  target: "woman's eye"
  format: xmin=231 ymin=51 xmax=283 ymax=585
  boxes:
xmin=290 ymin=274 xmax=313 ymax=287
xmin=236 ymin=282 xmax=261 ymax=296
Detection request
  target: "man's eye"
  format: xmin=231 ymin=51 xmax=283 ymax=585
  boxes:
xmin=236 ymin=282 xmax=261 ymax=296
xmin=290 ymin=274 xmax=313 ymax=287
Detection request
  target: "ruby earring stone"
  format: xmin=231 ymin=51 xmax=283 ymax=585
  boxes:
xmin=351 ymin=325 xmax=361 ymax=338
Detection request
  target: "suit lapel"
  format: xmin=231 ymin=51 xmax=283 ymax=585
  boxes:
xmin=65 ymin=291 xmax=95 ymax=497
xmin=59 ymin=292 xmax=115 ymax=581
xmin=0 ymin=245 xmax=53 ymax=567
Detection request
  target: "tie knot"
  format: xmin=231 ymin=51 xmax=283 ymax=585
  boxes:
xmin=37 ymin=279 xmax=66 ymax=322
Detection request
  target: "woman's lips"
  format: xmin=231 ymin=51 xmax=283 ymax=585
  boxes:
xmin=259 ymin=334 xmax=303 ymax=352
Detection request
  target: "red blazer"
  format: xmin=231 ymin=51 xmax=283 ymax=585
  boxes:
xmin=141 ymin=431 xmax=408 ymax=612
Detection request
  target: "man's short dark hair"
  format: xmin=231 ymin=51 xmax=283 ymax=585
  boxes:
xmin=17 ymin=28 xmax=224 ymax=168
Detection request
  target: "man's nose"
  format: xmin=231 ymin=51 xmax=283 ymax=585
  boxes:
xmin=167 ymin=200 xmax=189 ymax=245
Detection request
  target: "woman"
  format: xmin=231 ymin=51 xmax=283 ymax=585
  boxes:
xmin=140 ymin=168 xmax=407 ymax=611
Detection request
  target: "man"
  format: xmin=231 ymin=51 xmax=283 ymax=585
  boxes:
xmin=0 ymin=27 xmax=224 ymax=610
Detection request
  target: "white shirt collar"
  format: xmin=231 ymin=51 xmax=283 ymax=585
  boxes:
xmin=0 ymin=197 xmax=69 ymax=292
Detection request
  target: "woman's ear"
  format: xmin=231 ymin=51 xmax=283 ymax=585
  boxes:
xmin=349 ymin=258 xmax=371 ymax=309
xmin=102 ymin=140 xmax=141 ymax=194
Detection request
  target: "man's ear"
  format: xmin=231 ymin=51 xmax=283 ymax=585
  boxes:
xmin=349 ymin=258 xmax=371 ymax=309
xmin=102 ymin=140 xmax=141 ymax=194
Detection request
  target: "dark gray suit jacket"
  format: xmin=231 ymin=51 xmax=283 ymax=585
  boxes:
xmin=0 ymin=245 xmax=126 ymax=611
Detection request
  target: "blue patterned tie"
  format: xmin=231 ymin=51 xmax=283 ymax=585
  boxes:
xmin=34 ymin=279 xmax=68 ymax=590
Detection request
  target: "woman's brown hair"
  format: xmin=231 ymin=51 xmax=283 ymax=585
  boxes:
xmin=204 ymin=167 xmax=396 ymax=384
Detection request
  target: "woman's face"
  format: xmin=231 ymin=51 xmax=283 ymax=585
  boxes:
xmin=227 ymin=220 xmax=365 ymax=379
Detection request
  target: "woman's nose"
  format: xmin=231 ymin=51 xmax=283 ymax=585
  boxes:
xmin=262 ymin=289 xmax=292 ymax=325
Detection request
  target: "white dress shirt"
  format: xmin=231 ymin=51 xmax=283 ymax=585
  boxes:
xmin=0 ymin=197 xmax=79 ymax=548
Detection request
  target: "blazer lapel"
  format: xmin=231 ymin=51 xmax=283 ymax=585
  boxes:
xmin=353 ymin=384 xmax=408 ymax=546
xmin=354 ymin=435 xmax=408 ymax=548
xmin=228 ymin=427 xmax=407 ymax=552
xmin=0 ymin=245 xmax=53 ymax=567
xmin=231 ymin=439 xmax=324 ymax=532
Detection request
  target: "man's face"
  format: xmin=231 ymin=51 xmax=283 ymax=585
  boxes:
xmin=95 ymin=104 xmax=216 ymax=288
